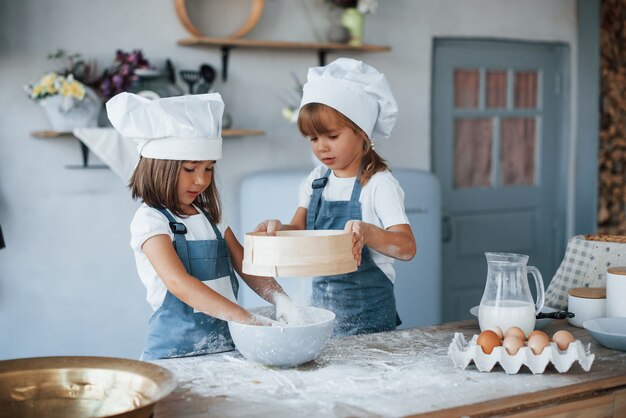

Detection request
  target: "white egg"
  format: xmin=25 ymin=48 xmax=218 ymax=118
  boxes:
xmin=527 ymin=333 xmax=551 ymax=355
xmin=552 ymin=330 xmax=575 ymax=351
xmin=502 ymin=335 xmax=524 ymax=355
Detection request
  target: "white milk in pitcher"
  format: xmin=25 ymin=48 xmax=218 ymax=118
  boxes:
xmin=478 ymin=300 xmax=536 ymax=336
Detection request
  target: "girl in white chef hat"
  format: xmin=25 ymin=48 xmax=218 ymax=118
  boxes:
xmin=256 ymin=58 xmax=417 ymax=336
xmin=107 ymin=92 xmax=287 ymax=360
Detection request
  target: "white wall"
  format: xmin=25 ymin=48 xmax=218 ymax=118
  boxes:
xmin=0 ymin=0 xmax=577 ymax=359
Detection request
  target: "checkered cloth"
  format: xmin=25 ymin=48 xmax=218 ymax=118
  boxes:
xmin=545 ymin=235 xmax=626 ymax=309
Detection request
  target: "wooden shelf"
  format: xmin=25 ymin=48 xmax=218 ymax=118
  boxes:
xmin=30 ymin=130 xmax=74 ymax=138
xmin=177 ymin=36 xmax=391 ymax=52
xmin=30 ymin=129 xmax=264 ymax=169
xmin=30 ymin=129 xmax=265 ymax=138
xmin=223 ymin=129 xmax=265 ymax=137
xmin=177 ymin=36 xmax=392 ymax=80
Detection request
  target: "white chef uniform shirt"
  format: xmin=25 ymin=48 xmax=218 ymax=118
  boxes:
xmin=130 ymin=204 xmax=236 ymax=311
xmin=299 ymin=166 xmax=410 ymax=282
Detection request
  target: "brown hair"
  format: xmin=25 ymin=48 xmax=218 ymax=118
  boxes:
xmin=129 ymin=158 xmax=221 ymax=222
xmin=297 ymin=103 xmax=388 ymax=185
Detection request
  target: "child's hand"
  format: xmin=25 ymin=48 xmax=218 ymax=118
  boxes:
xmin=274 ymin=293 xmax=308 ymax=325
xmin=254 ymin=219 xmax=282 ymax=236
xmin=344 ymin=220 xmax=366 ymax=266
xmin=251 ymin=313 xmax=280 ymax=326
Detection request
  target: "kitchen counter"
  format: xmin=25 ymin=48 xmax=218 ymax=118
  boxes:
xmin=153 ymin=320 xmax=626 ymax=417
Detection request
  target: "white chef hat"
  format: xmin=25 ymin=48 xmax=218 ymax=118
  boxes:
xmin=299 ymin=58 xmax=398 ymax=141
xmin=106 ymin=92 xmax=224 ymax=160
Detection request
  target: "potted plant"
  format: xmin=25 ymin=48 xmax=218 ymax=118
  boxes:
xmin=327 ymin=0 xmax=378 ymax=46
xmin=25 ymin=50 xmax=101 ymax=132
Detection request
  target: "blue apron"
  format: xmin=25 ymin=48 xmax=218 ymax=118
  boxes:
xmin=142 ymin=207 xmax=239 ymax=360
xmin=307 ymin=169 xmax=400 ymax=336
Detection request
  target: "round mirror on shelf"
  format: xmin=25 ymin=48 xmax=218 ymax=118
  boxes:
xmin=174 ymin=0 xmax=265 ymax=39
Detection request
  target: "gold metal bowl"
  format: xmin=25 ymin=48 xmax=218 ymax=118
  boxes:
xmin=0 ymin=356 xmax=177 ymax=418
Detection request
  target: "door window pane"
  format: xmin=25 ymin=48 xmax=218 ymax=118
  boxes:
xmin=486 ymin=70 xmax=507 ymax=108
xmin=454 ymin=69 xmax=479 ymax=108
xmin=514 ymin=71 xmax=538 ymax=108
xmin=454 ymin=118 xmax=492 ymax=188
xmin=500 ymin=118 xmax=536 ymax=185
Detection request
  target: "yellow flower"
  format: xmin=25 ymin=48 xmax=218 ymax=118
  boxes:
xmin=27 ymin=71 xmax=88 ymax=103
xmin=40 ymin=72 xmax=57 ymax=88
xmin=282 ymin=107 xmax=294 ymax=122
xmin=60 ymin=80 xmax=85 ymax=100
xmin=31 ymin=84 xmax=44 ymax=99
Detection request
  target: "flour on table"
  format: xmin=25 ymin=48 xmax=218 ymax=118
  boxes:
xmin=156 ymin=326 xmax=594 ymax=417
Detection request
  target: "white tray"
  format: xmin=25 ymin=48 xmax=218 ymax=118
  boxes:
xmin=448 ymin=333 xmax=594 ymax=375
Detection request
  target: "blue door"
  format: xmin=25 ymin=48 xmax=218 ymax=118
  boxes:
xmin=433 ymin=40 xmax=568 ymax=321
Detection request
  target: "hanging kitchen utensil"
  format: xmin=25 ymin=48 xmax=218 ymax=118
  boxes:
xmin=179 ymin=70 xmax=200 ymax=94
xmin=165 ymin=59 xmax=176 ymax=85
xmin=195 ymin=64 xmax=216 ymax=94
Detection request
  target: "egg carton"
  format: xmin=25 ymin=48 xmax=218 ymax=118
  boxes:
xmin=448 ymin=333 xmax=595 ymax=375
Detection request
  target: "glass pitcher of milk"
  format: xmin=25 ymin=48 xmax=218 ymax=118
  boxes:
xmin=478 ymin=252 xmax=545 ymax=336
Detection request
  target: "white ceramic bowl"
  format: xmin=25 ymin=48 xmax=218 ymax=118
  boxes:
xmin=568 ymin=288 xmax=606 ymax=328
xmin=583 ymin=317 xmax=626 ymax=351
xmin=228 ymin=306 xmax=335 ymax=367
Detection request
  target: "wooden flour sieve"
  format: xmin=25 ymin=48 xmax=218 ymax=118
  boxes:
xmin=242 ymin=230 xmax=358 ymax=277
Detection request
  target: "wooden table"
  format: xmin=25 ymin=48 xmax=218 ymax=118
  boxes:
xmin=153 ymin=320 xmax=626 ymax=417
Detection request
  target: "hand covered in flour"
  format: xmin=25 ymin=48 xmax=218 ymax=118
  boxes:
xmin=274 ymin=293 xmax=308 ymax=326
xmin=253 ymin=219 xmax=282 ymax=236
xmin=344 ymin=220 xmax=367 ymax=266
xmin=251 ymin=313 xmax=280 ymax=327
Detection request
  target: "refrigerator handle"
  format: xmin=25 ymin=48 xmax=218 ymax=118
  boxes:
xmin=442 ymin=215 xmax=453 ymax=243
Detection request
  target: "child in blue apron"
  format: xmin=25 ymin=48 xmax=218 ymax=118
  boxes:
xmin=107 ymin=92 xmax=287 ymax=360
xmin=256 ymin=58 xmax=417 ymax=336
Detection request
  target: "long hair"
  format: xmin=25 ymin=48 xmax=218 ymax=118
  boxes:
xmin=297 ymin=103 xmax=388 ymax=185
xmin=129 ymin=158 xmax=221 ymax=222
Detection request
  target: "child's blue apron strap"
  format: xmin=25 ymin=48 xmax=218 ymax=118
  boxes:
xmin=197 ymin=206 xmax=223 ymax=240
xmin=307 ymin=168 xmax=332 ymax=230
xmin=348 ymin=177 xmax=363 ymax=220
xmin=155 ymin=207 xmax=191 ymax=271
xmin=197 ymin=205 xmax=237 ymax=279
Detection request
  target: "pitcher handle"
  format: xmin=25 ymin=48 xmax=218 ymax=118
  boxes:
xmin=527 ymin=266 xmax=545 ymax=315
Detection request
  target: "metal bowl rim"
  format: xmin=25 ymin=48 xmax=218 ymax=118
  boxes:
xmin=0 ymin=355 xmax=177 ymax=403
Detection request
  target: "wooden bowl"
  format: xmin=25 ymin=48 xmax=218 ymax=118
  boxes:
xmin=242 ymin=230 xmax=357 ymax=277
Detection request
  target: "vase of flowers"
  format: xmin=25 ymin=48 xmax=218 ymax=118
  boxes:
xmin=341 ymin=7 xmax=365 ymax=46
xmin=31 ymin=73 xmax=101 ymax=131
xmin=25 ymin=50 xmax=101 ymax=132
xmin=327 ymin=0 xmax=377 ymax=46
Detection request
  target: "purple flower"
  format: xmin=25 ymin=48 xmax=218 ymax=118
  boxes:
xmin=98 ymin=49 xmax=152 ymax=100
xmin=115 ymin=50 xmax=126 ymax=62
